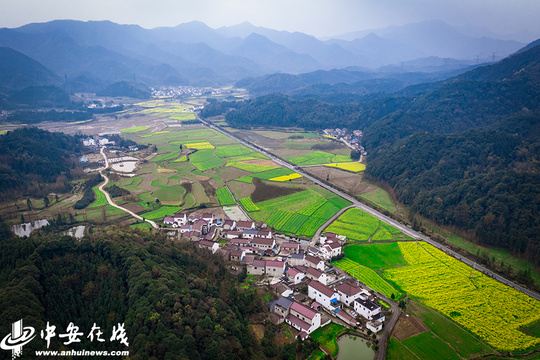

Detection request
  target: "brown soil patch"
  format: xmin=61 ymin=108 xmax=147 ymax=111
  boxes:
xmin=196 ymin=175 xmax=210 ymax=181
xmin=274 ymin=330 xmax=295 ymax=346
xmin=157 ymin=168 xmax=176 ymax=173
xmin=249 ymin=324 xmax=265 ymax=342
xmin=392 ymin=314 xmax=430 ymax=341
xmin=307 ymin=166 xmax=377 ymax=195
xmin=201 ymin=180 xmax=216 ymax=198
xmin=240 ymin=158 xmax=279 ymax=167
xmin=121 ymin=203 xmax=147 ymax=214
xmin=228 ymin=181 xmax=255 ymax=199
xmin=233 ymin=130 xmax=281 ymax=149
xmin=139 ymin=173 xmax=159 ymax=191
xmin=251 ymin=177 xmax=304 ymax=203
xmin=216 ymin=167 xmax=251 ymax=182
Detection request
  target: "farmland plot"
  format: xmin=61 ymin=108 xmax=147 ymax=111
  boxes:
xmin=383 ymin=242 xmax=540 ymax=352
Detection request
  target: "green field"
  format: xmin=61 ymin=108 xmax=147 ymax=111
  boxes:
xmin=386 ymin=338 xmax=419 ymax=360
xmin=239 ymin=197 xmax=259 ymax=211
xmin=287 ymin=151 xmax=334 ymax=165
xmin=141 ymin=206 xmax=181 ymax=220
xmin=360 ymin=188 xmax=396 ymax=212
xmin=89 ymin=187 xmax=108 ymax=208
xmin=216 ymin=187 xmax=236 ymax=206
xmin=214 ymin=144 xmax=254 ymax=158
xmin=344 ymin=243 xmax=406 ymax=269
xmin=333 ymin=258 xmax=402 ymax=299
xmin=413 ymin=300 xmax=491 ymax=358
xmin=248 ymin=190 xmax=349 ymax=237
xmin=310 ymin=323 xmax=347 ymax=357
xmin=120 ymin=126 xmax=149 ymax=133
xmin=153 ymin=184 xmax=186 ymax=202
xmin=401 ymin=332 xmax=462 ymax=360
xmin=325 ymin=208 xmax=380 ymax=241
xmin=189 ymin=149 xmax=225 ymax=171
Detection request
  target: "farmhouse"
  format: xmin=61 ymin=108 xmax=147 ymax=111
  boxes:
xmin=288 ymin=253 xmax=305 ymax=266
xmin=305 ymin=254 xmax=325 ymax=271
xmin=266 ymin=260 xmax=286 ymax=275
xmin=251 ymin=237 xmax=275 ymax=250
xmin=286 ymin=267 xmax=305 ymax=285
xmin=173 ymin=212 xmax=188 ymax=226
xmin=308 ymin=280 xmax=340 ymax=311
xmin=191 ymin=219 xmax=208 ymax=235
xmin=354 ymin=299 xmax=382 ymax=320
xmin=236 ymin=221 xmax=255 ymax=230
xmin=304 ymin=267 xmax=327 ymax=285
xmin=335 ymin=309 xmax=360 ymax=327
xmin=202 ymin=213 xmax=215 ymax=224
xmin=222 ymin=219 xmax=236 ymax=230
xmin=226 ymin=231 xmax=241 ymax=239
xmin=257 ymin=230 xmax=272 ymax=238
xmin=270 ymin=296 xmax=294 ymax=319
xmin=248 ymin=260 xmax=266 ymax=275
xmin=163 ymin=217 xmax=175 ymax=225
xmin=282 ymin=242 xmax=299 ymax=254
xmin=285 ymin=301 xmax=322 ymax=338
xmin=320 ymin=242 xmax=342 ymax=260
xmin=230 ymin=238 xmax=250 ymax=247
xmin=197 ymin=240 xmax=219 ymax=254
xmin=230 ymin=249 xmax=245 ymax=262
xmin=335 ymin=282 xmax=363 ymax=306
xmin=367 ymin=320 xmax=383 ymax=333
xmin=242 ymin=229 xmax=259 ymax=239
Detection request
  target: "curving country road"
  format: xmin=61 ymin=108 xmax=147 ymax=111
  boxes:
xmin=199 ymin=117 xmax=540 ymax=301
xmin=98 ymin=147 xmax=158 ymax=229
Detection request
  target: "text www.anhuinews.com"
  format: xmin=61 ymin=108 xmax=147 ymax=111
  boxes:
xmin=35 ymin=350 xmax=129 ymax=357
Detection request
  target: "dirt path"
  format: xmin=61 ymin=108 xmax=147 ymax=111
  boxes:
xmin=99 ymin=147 xmax=158 ymax=229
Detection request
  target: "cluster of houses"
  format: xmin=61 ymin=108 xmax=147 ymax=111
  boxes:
xmin=323 ymin=128 xmax=366 ymax=155
xmin=82 ymin=137 xmax=115 ymax=147
xmin=165 ymin=210 xmax=387 ymax=338
xmin=270 ymin=278 xmax=385 ymax=339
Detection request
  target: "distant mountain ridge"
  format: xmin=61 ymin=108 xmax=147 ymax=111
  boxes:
xmin=0 ymin=19 xmax=529 ymax=90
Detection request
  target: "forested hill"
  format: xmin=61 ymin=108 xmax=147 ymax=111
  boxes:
xmin=204 ymin=42 xmax=540 ymax=264
xmin=0 ymin=229 xmax=267 ymax=359
xmin=0 ymin=127 xmax=84 ymax=197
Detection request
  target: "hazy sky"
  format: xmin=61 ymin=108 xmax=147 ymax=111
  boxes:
xmin=1 ymin=0 xmax=539 ymax=39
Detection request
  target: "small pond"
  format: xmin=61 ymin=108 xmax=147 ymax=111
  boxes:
xmin=337 ymin=334 xmax=374 ymax=360
xmin=12 ymin=219 xmax=50 ymax=237
xmin=64 ymin=225 xmax=86 ymax=240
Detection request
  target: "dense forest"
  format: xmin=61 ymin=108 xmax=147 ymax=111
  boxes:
xmin=0 ymin=227 xmax=274 ymax=360
xmin=0 ymin=127 xmax=84 ymax=198
xmin=202 ymin=43 xmax=540 ymax=264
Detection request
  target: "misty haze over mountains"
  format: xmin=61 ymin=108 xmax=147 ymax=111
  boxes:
xmin=0 ymin=19 xmax=532 ymax=91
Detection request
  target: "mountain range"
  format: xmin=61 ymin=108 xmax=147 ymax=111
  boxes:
xmin=0 ymin=19 xmax=530 ymax=92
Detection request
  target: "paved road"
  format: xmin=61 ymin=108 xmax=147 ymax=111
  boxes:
xmin=99 ymin=147 xmax=158 ymax=229
xmin=375 ymin=292 xmax=400 ymax=360
xmin=199 ymin=117 xmax=540 ymax=301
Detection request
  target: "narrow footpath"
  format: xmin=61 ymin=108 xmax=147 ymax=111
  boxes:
xmin=98 ymin=147 xmax=158 ymax=229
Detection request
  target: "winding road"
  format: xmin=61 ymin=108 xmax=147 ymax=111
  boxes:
xmin=98 ymin=147 xmax=158 ymax=229
xmin=199 ymin=117 xmax=540 ymax=302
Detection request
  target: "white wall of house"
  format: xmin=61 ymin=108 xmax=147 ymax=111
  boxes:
xmin=308 ymin=286 xmax=339 ymax=311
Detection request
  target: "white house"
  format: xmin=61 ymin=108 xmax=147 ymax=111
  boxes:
xmin=308 ymin=280 xmax=340 ymax=311
xmin=335 ymin=282 xmax=363 ymax=307
xmin=367 ymin=320 xmax=383 ymax=333
xmin=354 ymin=299 xmax=381 ymax=320
xmin=163 ymin=217 xmax=175 ymax=225
xmin=82 ymin=138 xmax=96 ymax=147
xmin=305 ymin=254 xmax=325 ymax=271
xmin=285 ymin=301 xmax=322 ymax=336
xmin=320 ymin=242 xmax=342 ymax=260
xmin=242 ymin=229 xmax=259 ymax=239
xmin=197 ymin=240 xmax=219 ymax=254
xmin=236 ymin=221 xmax=255 ymax=230
xmin=202 ymin=213 xmax=215 ymax=225
xmin=257 ymin=230 xmax=272 ymax=239
xmin=286 ymin=267 xmax=305 ymax=285
xmin=173 ymin=213 xmax=187 ymax=226
xmin=226 ymin=231 xmax=241 ymax=239
xmin=282 ymin=242 xmax=299 ymax=254
xmin=305 ymin=267 xmax=327 ymax=285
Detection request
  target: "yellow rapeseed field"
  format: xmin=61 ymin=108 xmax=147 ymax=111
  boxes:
xmin=383 ymin=242 xmax=540 ymax=352
xmin=268 ymin=173 xmax=302 ymax=181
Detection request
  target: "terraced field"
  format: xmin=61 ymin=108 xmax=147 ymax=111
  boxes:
xmin=216 ymin=187 xmax=236 ymax=206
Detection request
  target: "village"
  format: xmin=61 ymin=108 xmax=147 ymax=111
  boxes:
xmin=162 ymin=211 xmax=390 ymax=343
